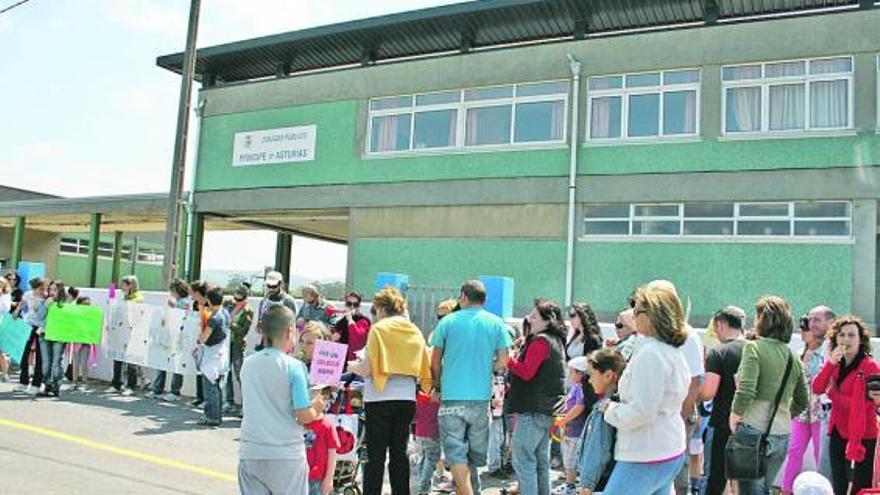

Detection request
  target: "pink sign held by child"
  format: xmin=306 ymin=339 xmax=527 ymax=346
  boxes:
xmin=309 ymin=340 xmax=349 ymax=386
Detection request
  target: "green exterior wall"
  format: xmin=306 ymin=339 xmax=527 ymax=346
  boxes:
xmin=352 ymin=237 xmax=853 ymax=323
xmin=56 ymin=255 xmax=164 ymax=292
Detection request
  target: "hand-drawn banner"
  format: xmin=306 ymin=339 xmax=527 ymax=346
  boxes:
xmin=0 ymin=314 xmax=31 ymax=365
xmin=309 ymin=340 xmax=348 ymax=386
xmin=45 ymin=304 xmax=103 ymax=344
xmin=105 ymin=302 xmax=208 ymax=375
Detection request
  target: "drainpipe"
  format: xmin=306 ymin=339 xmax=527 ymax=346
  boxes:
xmin=564 ymin=53 xmax=582 ymax=307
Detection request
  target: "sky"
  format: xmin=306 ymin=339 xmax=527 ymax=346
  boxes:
xmin=0 ymin=0 xmax=459 ymax=280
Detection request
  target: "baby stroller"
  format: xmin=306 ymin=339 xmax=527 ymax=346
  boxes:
xmin=327 ymin=374 xmax=367 ymax=495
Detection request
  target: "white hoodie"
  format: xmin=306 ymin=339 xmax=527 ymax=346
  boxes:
xmin=604 ymin=336 xmax=690 ymax=462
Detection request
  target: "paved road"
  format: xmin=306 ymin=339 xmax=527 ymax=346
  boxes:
xmin=0 ymin=379 xmax=534 ymax=494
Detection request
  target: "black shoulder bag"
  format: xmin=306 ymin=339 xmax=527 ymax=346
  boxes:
xmin=725 ymin=352 xmax=794 ymax=480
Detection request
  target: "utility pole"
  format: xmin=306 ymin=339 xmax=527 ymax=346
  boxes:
xmin=162 ymin=0 xmax=201 ymax=285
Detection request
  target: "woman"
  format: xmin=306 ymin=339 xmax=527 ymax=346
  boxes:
xmin=812 ymin=316 xmax=880 ymax=495
xmin=600 ymin=284 xmax=690 ymax=495
xmin=507 ymin=299 xmax=566 ymax=495
xmin=297 ymin=284 xmax=332 ymax=326
xmin=566 ymin=302 xmax=602 ymax=361
xmin=150 ymin=278 xmax=192 ymax=400
xmin=729 ymin=296 xmax=809 ymax=495
xmin=781 ymin=316 xmax=828 ymax=494
xmin=39 ymin=280 xmax=68 ymax=397
xmin=351 ymin=286 xmax=431 ymax=495
xmin=332 ymin=291 xmax=371 ymax=362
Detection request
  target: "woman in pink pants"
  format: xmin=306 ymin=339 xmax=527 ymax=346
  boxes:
xmin=781 ymin=319 xmax=827 ymax=494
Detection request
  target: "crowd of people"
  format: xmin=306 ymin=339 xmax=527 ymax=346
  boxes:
xmin=3 ymin=268 xmax=880 ymax=495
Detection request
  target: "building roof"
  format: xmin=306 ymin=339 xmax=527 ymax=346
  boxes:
xmin=156 ymin=0 xmax=867 ymax=84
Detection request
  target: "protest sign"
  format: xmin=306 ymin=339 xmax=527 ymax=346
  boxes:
xmin=45 ymin=304 xmax=103 ymax=344
xmin=308 ymin=340 xmax=348 ymax=386
xmin=0 ymin=314 xmax=30 ymax=365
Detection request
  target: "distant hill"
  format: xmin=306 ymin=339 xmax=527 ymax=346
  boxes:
xmin=201 ymin=268 xmax=342 ymax=290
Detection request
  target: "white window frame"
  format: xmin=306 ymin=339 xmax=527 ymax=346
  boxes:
xmin=586 ymin=68 xmax=701 ymax=142
xmin=721 ymin=56 xmax=854 ymax=136
xmin=366 ymin=80 xmax=569 ymax=156
xmin=58 ymin=238 xmax=164 ymax=265
xmin=582 ymin=200 xmax=852 ymax=242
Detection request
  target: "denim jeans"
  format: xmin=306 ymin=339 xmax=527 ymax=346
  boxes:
xmin=437 ymin=401 xmax=488 ymax=493
xmin=487 ymin=413 xmax=505 ymax=471
xmin=735 ymin=425 xmax=789 ymax=495
xmin=152 ymin=370 xmax=183 ymax=395
xmin=511 ymin=412 xmax=553 ymax=495
xmin=39 ymin=338 xmax=65 ymax=389
xmin=416 ymin=436 xmax=442 ymax=494
xmin=224 ymin=355 xmax=243 ymax=406
xmin=202 ymin=375 xmax=223 ymax=425
xmin=603 ymin=453 xmax=686 ymax=495
xmin=818 ymin=416 xmax=832 ymax=479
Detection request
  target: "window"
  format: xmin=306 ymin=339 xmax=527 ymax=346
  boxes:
xmin=588 ymin=69 xmax=699 ymax=140
xmin=367 ymin=81 xmax=568 ymax=154
xmin=722 ymin=56 xmax=852 ymax=134
xmin=583 ymin=201 xmax=851 ymax=239
xmin=58 ymin=238 xmax=163 ymax=263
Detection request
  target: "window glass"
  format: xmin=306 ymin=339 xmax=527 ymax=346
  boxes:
xmin=722 ymin=65 xmax=761 ymax=81
xmin=739 ymin=203 xmax=789 ymax=217
xmin=589 ymin=76 xmax=623 ymax=91
xmin=634 ymin=204 xmax=678 ymax=217
xmin=663 ymin=70 xmax=700 ymax=85
xmin=590 ymin=96 xmax=621 ymax=139
xmin=809 ymin=57 xmax=852 ymax=75
xmin=765 ymin=61 xmax=805 ymax=78
xmin=737 ymin=221 xmax=791 ymax=236
xmin=626 ymin=73 xmax=661 ymax=88
xmin=725 ymin=87 xmax=761 ymax=132
xmin=663 ymin=90 xmax=697 ymax=135
xmin=632 ymin=221 xmax=680 ymax=235
xmin=794 ymin=221 xmax=850 ymax=236
xmin=683 ymin=221 xmax=734 ymax=236
xmin=413 ymin=110 xmax=456 ymax=149
xmin=415 ymin=91 xmax=459 ymax=106
xmin=517 ymin=81 xmax=568 ymax=97
xmin=370 ymin=114 xmax=411 ymax=152
xmin=514 ymin=101 xmax=565 ymax=143
xmin=627 ymin=93 xmax=660 ymax=137
xmin=465 ymin=105 xmax=512 ymax=145
xmin=464 ymin=86 xmax=513 ymax=101
xmin=768 ymin=84 xmax=805 ymax=131
xmin=794 ymin=202 xmax=850 ymax=218
xmin=370 ymin=96 xmax=412 ymax=111
xmin=810 ymin=80 xmax=848 ymax=128
xmin=684 ymin=203 xmax=734 ymax=218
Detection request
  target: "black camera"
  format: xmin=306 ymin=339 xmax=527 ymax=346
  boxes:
xmin=866 ymin=375 xmax=880 ymax=392
xmin=799 ymin=316 xmax=809 ymax=331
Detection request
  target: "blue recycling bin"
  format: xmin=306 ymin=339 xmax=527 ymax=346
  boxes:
xmin=16 ymin=262 xmax=45 ymax=291
xmin=479 ymin=275 xmax=514 ymax=319
xmin=375 ymin=273 xmax=409 ymax=292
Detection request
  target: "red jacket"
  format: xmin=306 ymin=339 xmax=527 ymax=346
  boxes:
xmin=812 ymin=354 xmax=880 ymax=442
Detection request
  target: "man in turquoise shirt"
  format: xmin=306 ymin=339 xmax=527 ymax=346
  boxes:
xmin=431 ymin=280 xmax=511 ymax=495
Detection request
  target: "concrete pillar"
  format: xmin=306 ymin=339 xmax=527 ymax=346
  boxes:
xmin=275 ymin=233 xmax=292 ymax=286
xmin=110 ymin=231 xmax=123 ymax=286
xmin=10 ymin=216 xmax=25 ymax=271
xmin=187 ymin=212 xmax=205 ymax=281
xmin=86 ymin=213 xmax=102 ymax=288
xmin=852 ymin=199 xmax=877 ymax=329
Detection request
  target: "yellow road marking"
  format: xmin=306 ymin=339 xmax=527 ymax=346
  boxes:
xmin=0 ymin=417 xmax=236 ymax=483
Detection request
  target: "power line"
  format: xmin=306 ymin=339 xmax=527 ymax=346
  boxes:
xmin=0 ymin=0 xmax=33 ymax=15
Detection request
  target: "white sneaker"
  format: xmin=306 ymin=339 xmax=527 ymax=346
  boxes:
xmin=59 ymin=383 xmax=74 ymax=392
xmin=24 ymin=386 xmax=38 ymax=396
xmin=120 ymin=387 xmax=134 ymax=397
xmin=105 ymin=386 xmax=120 ymax=394
xmin=146 ymin=391 xmax=161 ymax=399
xmin=13 ymin=384 xmax=26 ymax=393
xmin=163 ymin=392 xmax=180 ymax=402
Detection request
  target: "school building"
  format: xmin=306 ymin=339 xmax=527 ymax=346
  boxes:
xmin=4 ymin=0 xmax=880 ymax=325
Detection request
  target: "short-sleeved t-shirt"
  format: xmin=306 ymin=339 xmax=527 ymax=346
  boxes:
xmin=565 ymin=383 xmax=587 ymax=437
xmin=306 ymin=417 xmax=341 ymax=482
xmin=705 ymin=339 xmax=746 ymax=428
xmin=681 ymin=328 xmax=705 ymax=378
xmin=430 ymin=307 xmax=512 ymax=401
xmin=240 ymin=348 xmax=312 ymax=460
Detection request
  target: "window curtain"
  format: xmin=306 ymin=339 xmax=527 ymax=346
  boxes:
xmin=728 ymin=87 xmax=760 ymax=132
xmin=590 ymin=97 xmax=612 ymax=138
xmin=550 ymin=99 xmax=565 ymax=140
xmin=769 ymin=83 xmax=805 ymax=130
xmin=374 ymin=115 xmax=401 ymax=152
xmin=810 ymin=80 xmax=847 ymax=128
xmin=681 ymin=90 xmax=696 ymax=134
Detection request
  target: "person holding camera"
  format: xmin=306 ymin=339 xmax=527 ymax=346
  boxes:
xmin=812 ymin=316 xmax=880 ymax=495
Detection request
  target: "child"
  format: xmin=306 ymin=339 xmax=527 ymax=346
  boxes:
xmin=576 ymin=348 xmax=626 ymax=495
xmin=296 ymin=321 xmax=327 ymax=371
xmin=71 ymin=291 xmax=92 ymax=392
xmin=38 ymin=280 xmax=68 ymax=397
xmin=305 ymin=386 xmax=340 ymax=495
xmin=414 ymin=389 xmax=441 ymax=494
xmin=238 ymin=304 xmax=325 ymax=494
xmin=14 ymin=278 xmax=45 ymax=395
xmin=559 ymin=357 xmax=590 ymax=495
xmin=223 ymin=284 xmax=254 ymax=415
xmin=487 ymin=371 xmax=509 ymax=477
xmin=195 ymin=285 xmax=230 ymax=427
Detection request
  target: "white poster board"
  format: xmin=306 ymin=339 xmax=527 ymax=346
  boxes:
xmin=232 ymin=125 xmax=317 ymax=166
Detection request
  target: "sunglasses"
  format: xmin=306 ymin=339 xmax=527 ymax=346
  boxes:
xmin=345 ymin=302 xmax=360 ymax=308
xmin=614 ymin=322 xmax=624 ymax=329
xmin=568 ymin=312 xmax=577 ymax=319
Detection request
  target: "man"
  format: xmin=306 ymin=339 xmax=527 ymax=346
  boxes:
xmin=645 ymin=280 xmax=704 ymax=495
xmin=701 ymin=306 xmax=747 ymax=495
xmin=238 ymin=305 xmax=324 ymax=494
xmin=256 ymin=271 xmax=299 ymax=350
xmin=613 ymin=308 xmax=639 ymax=362
xmin=431 ymin=280 xmax=511 ymax=495
xmin=808 ymin=305 xmax=835 ymax=480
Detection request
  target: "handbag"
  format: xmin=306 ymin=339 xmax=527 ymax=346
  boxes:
xmin=725 ymin=351 xmax=794 ymax=480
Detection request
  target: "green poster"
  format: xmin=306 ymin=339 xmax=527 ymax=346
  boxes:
xmin=44 ymin=304 xmax=104 ymax=344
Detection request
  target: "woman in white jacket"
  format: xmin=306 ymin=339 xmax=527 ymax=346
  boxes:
xmin=600 ymin=284 xmax=691 ymax=495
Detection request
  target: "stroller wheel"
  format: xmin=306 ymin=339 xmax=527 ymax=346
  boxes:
xmin=341 ymin=486 xmax=360 ymax=495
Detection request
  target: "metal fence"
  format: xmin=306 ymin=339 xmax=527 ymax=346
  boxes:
xmin=405 ymin=284 xmax=458 ymax=337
